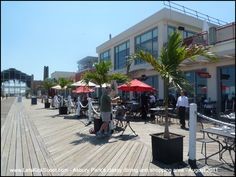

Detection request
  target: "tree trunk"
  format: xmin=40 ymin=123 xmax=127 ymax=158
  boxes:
xmin=164 ymin=78 xmax=170 ymax=139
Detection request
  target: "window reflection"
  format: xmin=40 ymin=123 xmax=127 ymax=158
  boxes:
xmin=219 ymin=65 xmax=235 ymax=112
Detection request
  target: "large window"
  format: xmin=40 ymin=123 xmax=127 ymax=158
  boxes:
xmin=114 ymin=41 xmax=130 ymax=70
xmin=184 ymin=69 xmax=207 ymax=105
xmin=135 ymin=28 xmax=158 ymax=65
xmin=218 ymin=65 xmax=235 ymax=112
xmin=100 ymin=50 xmax=110 ymax=62
xmin=168 ymin=26 xmax=176 ymax=39
xmin=168 ymin=25 xmax=196 ymax=39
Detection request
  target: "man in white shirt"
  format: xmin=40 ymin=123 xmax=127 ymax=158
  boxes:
xmin=176 ymin=90 xmax=189 ymax=129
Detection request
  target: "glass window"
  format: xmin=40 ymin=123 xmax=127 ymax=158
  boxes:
xmin=168 ymin=26 xmax=176 ymax=39
xmin=100 ymin=49 xmax=110 ymax=62
xmin=134 ymin=27 xmax=158 ymax=65
xmin=218 ymin=65 xmax=235 ymax=112
xmin=114 ymin=41 xmax=130 ymax=70
xmin=184 ymin=69 xmax=207 ymax=107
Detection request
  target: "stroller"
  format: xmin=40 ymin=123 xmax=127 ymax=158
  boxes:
xmin=113 ymin=103 xmax=137 ymax=136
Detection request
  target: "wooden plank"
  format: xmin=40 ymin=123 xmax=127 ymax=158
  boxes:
xmin=55 ymin=141 xmax=93 ymax=167
xmin=138 ymin=148 xmax=152 ymax=176
xmin=64 ymin=141 xmax=116 ymax=176
xmin=15 ymin=111 xmax=24 ymax=176
xmin=102 ymin=141 xmax=136 ymax=176
xmin=119 ymin=142 xmax=144 ymax=176
xmin=22 ymin=113 xmax=42 ymax=176
xmin=23 ymin=113 xmax=53 ymax=176
xmin=26 ymin=112 xmax=61 ymax=176
xmin=130 ymin=144 xmax=148 ymax=176
xmin=20 ymin=111 xmax=33 ymax=176
xmin=89 ymin=141 xmax=125 ymax=176
xmin=73 ymin=140 xmax=118 ymax=176
xmin=47 ymin=127 xmax=91 ymax=157
xmin=1 ymin=109 xmax=15 ymax=176
xmin=44 ymin=125 xmax=88 ymax=148
xmin=6 ymin=111 xmax=17 ymax=176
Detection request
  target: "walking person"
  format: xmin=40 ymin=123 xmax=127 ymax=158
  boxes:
xmin=176 ymin=90 xmax=189 ymax=129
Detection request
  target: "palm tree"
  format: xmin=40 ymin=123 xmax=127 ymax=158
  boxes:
xmin=131 ymin=31 xmax=218 ymax=139
xmin=43 ymin=78 xmax=56 ymax=98
xmin=57 ymin=77 xmax=73 ymax=98
xmin=82 ymin=60 xmax=129 ymax=100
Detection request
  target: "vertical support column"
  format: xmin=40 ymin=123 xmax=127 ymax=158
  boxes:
xmin=188 ymin=103 xmax=197 ymax=168
xmin=88 ymin=97 xmax=92 ymax=122
xmin=76 ymin=96 xmax=81 ymax=117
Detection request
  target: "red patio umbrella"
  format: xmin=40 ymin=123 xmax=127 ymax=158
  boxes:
xmin=72 ymin=86 xmax=94 ymax=94
xmin=118 ymin=79 xmax=156 ymax=92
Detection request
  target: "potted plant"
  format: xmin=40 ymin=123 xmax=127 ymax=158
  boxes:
xmin=57 ymin=77 xmax=73 ymax=114
xmin=131 ymin=31 xmax=217 ymax=164
xmin=43 ymin=78 xmax=55 ymax=108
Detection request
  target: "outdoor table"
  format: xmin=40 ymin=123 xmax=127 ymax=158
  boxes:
xmin=149 ymin=107 xmax=173 ymax=122
xmin=201 ymin=127 xmax=235 ymax=167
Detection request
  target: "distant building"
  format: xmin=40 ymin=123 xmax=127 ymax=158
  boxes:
xmin=44 ymin=66 xmax=49 ymax=80
xmin=75 ymin=56 xmax=98 ymax=81
xmin=51 ymin=71 xmax=76 ymax=81
xmin=31 ymin=80 xmax=44 ymax=97
xmin=1 ymin=68 xmax=33 ymax=96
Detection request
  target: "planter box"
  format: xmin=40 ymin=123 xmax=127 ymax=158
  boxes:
xmin=150 ymin=132 xmax=184 ymax=164
xmin=44 ymin=102 xmax=50 ymax=108
xmin=31 ymin=97 xmax=37 ymax=105
xmin=59 ymin=106 xmax=68 ymax=115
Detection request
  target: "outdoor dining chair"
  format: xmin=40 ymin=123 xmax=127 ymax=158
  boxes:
xmin=196 ymin=116 xmax=220 ymax=164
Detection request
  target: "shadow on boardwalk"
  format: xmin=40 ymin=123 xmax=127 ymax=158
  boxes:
xmin=70 ymin=132 xmax=140 ymax=146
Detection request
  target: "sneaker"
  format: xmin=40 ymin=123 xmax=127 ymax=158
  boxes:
xmin=85 ymin=121 xmax=92 ymax=126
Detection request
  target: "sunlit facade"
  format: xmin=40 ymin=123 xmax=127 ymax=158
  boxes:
xmin=96 ymin=8 xmax=235 ymax=113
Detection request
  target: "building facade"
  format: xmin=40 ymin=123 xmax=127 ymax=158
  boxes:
xmin=1 ymin=68 xmax=33 ymax=96
xmin=51 ymin=71 xmax=76 ymax=81
xmin=96 ymin=8 xmax=235 ymax=113
xmin=75 ymin=56 xmax=98 ymax=81
xmin=43 ymin=66 xmax=49 ymax=80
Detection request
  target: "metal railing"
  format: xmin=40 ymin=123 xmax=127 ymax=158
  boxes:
xmin=183 ymin=23 xmax=235 ymax=46
xmin=183 ymin=31 xmax=208 ymax=46
xmin=216 ymin=22 xmax=235 ymax=43
xmin=163 ymin=1 xmax=228 ymax=25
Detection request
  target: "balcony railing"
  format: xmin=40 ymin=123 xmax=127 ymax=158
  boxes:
xmin=183 ymin=22 xmax=235 ymax=46
xmin=183 ymin=31 xmax=208 ymax=46
xmin=216 ymin=22 xmax=235 ymax=43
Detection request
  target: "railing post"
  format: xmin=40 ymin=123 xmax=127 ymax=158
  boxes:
xmin=76 ymin=96 xmax=81 ymax=117
xmin=88 ymin=97 xmax=92 ymax=122
xmin=188 ymin=103 xmax=197 ymax=168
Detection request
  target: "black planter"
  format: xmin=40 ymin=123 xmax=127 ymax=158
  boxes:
xmin=31 ymin=97 xmax=37 ymax=105
xmin=150 ymin=132 xmax=184 ymax=164
xmin=44 ymin=102 xmax=50 ymax=108
xmin=94 ymin=118 xmax=103 ymax=133
xmin=59 ymin=106 xmax=68 ymax=114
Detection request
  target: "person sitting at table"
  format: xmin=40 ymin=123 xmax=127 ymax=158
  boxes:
xmin=149 ymin=92 xmax=156 ymax=108
xmin=114 ymin=100 xmax=126 ymax=127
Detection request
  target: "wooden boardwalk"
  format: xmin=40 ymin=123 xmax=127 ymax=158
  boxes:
xmin=1 ymin=98 xmax=235 ymax=176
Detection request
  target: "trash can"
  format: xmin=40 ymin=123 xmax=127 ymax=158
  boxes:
xmin=31 ymin=96 xmax=37 ymax=105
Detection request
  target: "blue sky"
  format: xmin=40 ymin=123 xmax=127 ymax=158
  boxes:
xmin=1 ymin=1 xmax=235 ymax=80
